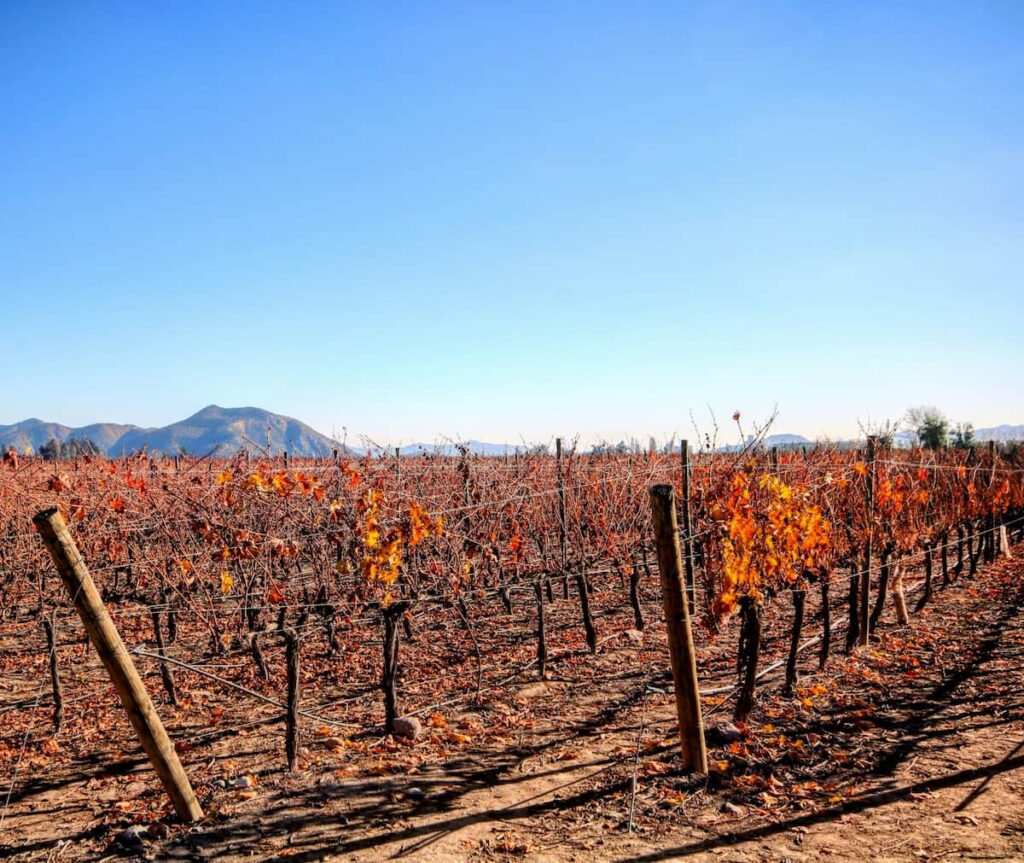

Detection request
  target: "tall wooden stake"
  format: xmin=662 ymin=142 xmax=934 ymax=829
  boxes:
xmin=649 ymin=485 xmax=708 ymax=774
xmin=859 ymin=436 xmax=876 ymax=647
xmin=556 ymin=437 xmax=567 ymax=570
xmin=33 ymin=508 xmax=203 ymax=822
xmin=987 ymin=441 xmax=998 ymax=563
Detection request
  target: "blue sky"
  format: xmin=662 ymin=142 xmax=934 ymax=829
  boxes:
xmin=2 ymin=2 xmax=1021 ymax=446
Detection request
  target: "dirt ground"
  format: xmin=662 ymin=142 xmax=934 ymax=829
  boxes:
xmin=3 ymin=553 xmax=1024 ymax=863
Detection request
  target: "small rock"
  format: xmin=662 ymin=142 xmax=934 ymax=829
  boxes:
xmin=405 ymin=786 xmax=425 ymax=800
xmin=706 ymin=722 xmax=744 ymax=745
xmin=392 ymin=716 xmax=423 ymax=741
xmin=720 ymin=801 xmax=745 ymax=815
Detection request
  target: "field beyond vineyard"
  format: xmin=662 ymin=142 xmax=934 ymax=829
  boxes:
xmin=2 ymin=445 xmax=1023 ymax=862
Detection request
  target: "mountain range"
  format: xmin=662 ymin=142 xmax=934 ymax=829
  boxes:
xmin=0 ymin=405 xmax=342 ymax=458
xmin=1 ymin=406 xmax=1021 ymax=458
xmin=0 ymin=406 xmax=527 ymax=458
xmin=740 ymin=427 xmax=1024 ymax=450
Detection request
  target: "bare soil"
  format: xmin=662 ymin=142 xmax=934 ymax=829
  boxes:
xmin=4 ymin=555 xmax=1024 ymax=862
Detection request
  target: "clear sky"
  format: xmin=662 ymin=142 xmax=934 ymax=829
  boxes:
xmin=2 ymin=2 xmax=1021 ymax=447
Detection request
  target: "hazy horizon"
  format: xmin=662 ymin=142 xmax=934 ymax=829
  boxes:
xmin=2 ymin=401 xmax=1017 ymax=452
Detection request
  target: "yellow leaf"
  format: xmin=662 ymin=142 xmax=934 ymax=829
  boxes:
xmin=220 ymin=571 xmax=234 ymax=595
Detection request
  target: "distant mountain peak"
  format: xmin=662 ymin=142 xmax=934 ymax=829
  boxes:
xmin=0 ymin=406 xmax=347 ymax=458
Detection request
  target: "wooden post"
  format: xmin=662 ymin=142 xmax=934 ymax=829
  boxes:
xmin=859 ymin=436 xmax=876 ymax=647
xmin=33 ymin=508 xmax=203 ymax=822
xmin=649 ymin=485 xmax=708 ymax=774
xmin=284 ymin=628 xmax=300 ymax=771
xmin=679 ymin=440 xmax=696 ymax=615
xmin=987 ymin=441 xmax=998 ymax=563
xmin=556 ymin=438 xmax=567 ymax=571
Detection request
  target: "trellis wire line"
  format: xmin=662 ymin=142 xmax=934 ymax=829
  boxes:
xmin=5 ymin=523 xmax=1015 ymax=784
xmin=9 ymin=446 xmax=835 ymax=542
xmin=0 ymin=459 xmax=675 ymax=547
xmin=130 ymin=648 xmax=361 ymax=730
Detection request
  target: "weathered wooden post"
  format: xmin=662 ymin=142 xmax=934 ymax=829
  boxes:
xmin=860 ymin=436 xmax=876 ymax=647
xmin=649 ymin=485 xmax=708 ymax=774
xmin=556 ymin=437 xmax=568 ymax=598
xmin=33 ymin=508 xmax=203 ymax=822
xmin=987 ymin=441 xmax=998 ymax=563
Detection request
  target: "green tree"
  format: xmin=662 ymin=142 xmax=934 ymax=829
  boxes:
xmin=906 ymin=406 xmax=949 ymax=450
xmin=952 ymin=422 xmax=975 ymax=450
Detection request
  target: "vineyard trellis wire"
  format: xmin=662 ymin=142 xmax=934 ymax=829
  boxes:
xmin=1 ymin=438 xmax=1022 ymax=828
